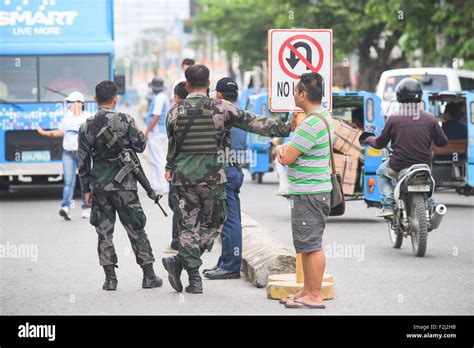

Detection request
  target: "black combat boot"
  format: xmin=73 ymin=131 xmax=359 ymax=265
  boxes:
xmin=185 ymin=268 xmax=203 ymax=294
xmin=103 ymin=265 xmax=118 ymax=291
xmin=162 ymin=255 xmax=183 ymax=292
xmin=141 ymin=263 xmax=163 ymax=289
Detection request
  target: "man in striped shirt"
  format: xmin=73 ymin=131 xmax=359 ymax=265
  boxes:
xmin=275 ymin=72 xmax=333 ymax=309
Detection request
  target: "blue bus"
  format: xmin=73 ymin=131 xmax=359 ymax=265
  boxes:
xmin=0 ymin=0 xmax=119 ymax=190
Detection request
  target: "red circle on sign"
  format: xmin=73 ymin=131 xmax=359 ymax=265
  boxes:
xmin=278 ymin=34 xmax=324 ymax=79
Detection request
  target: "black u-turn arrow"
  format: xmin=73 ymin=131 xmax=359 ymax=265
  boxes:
xmin=286 ymin=41 xmax=313 ymax=70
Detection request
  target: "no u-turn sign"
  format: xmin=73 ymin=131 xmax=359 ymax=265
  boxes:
xmin=268 ymin=29 xmax=332 ymax=112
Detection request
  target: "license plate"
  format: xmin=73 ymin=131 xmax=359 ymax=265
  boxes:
xmin=366 ymin=148 xmax=382 ymax=157
xmin=407 ymin=184 xmax=430 ymax=192
xmin=21 ymin=151 xmax=51 ymax=162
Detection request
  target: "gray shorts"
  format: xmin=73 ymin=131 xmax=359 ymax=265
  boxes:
xmin=290 ymin=192 xmax=331 ymax=253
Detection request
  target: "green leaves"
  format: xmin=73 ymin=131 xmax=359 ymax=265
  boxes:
xmin=193 ymin=0 xmax=473 ymax=88
xmin=193 ymin=0 xmax=281 ymax=69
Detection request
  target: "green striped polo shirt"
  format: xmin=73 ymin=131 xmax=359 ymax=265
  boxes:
xmin=287 ymin=107 xmax=334 ymax=195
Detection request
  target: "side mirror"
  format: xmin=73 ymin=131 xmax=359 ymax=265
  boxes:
xmin=114 ymin=74 xmax=126 ymax=95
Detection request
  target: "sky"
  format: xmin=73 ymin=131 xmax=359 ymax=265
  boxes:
xmin=114 ymin=0 xmax=190 ymax=58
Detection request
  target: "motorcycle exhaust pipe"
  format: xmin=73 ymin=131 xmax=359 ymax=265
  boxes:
xmin=430 ymin=204 xmax=447 ymax=230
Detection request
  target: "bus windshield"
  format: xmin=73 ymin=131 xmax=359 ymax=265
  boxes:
xmin=39 ymin=55 xmax=109 ymax=102
xmin=0 ymin=57 xmax=38 ymax=103
xmin=0 ymin=55 xmax=109 ymax=103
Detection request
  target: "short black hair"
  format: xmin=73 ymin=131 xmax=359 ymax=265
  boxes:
xmin=95 ymin=80 xmax=118 ymax=104
xmin=182 ymin=58 xmax=195 ymax=67
xmin=174 ymin=81 xmax=188 ymax=100
xmin=220 ymin=92 xmax=238 ymax=103
xmin=445 ymin=102 xmax=461 ymax=120
xmin=185 ymin=64 xmax=210 ymax=88
xmin=298 ymin=72 xmax=324 ymax=103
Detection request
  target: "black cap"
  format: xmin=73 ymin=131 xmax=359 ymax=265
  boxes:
xmin=148 ymin=78 xmax=165 ymax=93
xmin=215 ymin=77 xmax=239 ymax=94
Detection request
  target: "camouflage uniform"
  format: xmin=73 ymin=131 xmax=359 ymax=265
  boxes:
xmin=78 ymin=109 xmax=155 ymax=267
xmin=166 ymin=92 xmax=291 ymax=270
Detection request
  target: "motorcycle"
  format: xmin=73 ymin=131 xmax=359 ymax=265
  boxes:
xmin=359 ymin=132 xmax=447 ymax=257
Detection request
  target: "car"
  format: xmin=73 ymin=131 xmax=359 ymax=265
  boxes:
xmin=376 ymin=67 xmax=474 ymax=114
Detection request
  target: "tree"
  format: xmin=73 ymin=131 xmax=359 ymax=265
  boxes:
xmin=193 ymin=0 xmax=281 ymax=75
xmin=430 ymin=0 xmax=474 ymax=69
xmin=194 ymin=0 xmax=473 ymax=91
xmin=274 ymin=0 xmax=426 ymax=90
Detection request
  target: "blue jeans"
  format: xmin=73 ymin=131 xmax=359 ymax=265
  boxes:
xmin=61 ymin=150 xmax=86 ymax=209
xmin=217 ymin=166 xmax=244 ymax=272
xmin=376 ymin=160 xmax=397 ymax=210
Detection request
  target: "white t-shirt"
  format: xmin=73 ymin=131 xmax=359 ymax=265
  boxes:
xmin=151 ymin=92 xmax=170 ymax=135
xmin=59 ymin=110 xmax=91 ymax=151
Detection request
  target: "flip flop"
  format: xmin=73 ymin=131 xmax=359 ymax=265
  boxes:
xmin=284 ymin=299 xmax=326 ymax=309
xmin=278 ymin=295 xmax=296 ymax=304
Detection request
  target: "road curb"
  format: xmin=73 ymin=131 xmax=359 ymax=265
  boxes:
xmin=241 ymin=211 xmax=296 ymax=287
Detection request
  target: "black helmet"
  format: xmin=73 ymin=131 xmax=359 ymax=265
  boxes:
xmin=395 ymin=78 xmax=423 ymax=103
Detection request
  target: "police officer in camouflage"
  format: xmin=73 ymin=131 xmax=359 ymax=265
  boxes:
xmin=78 ymin=80 xmax=163 ymax=291
xmin=162 ymin=65 xmax=292 ymax=294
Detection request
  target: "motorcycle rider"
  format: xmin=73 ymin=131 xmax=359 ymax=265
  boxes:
xmin=363 ymin=78 xmax=448 ymax=217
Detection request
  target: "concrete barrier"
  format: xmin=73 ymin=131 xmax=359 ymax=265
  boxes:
xmin=268 ymin=273 xmax=334 ymax=283
xmin=266 ymin=273 xmax=335 ymax=300
xmin=267 ymin=280 xmax=335 ymax=300
xmin=241 ymin=211 xmax=296 ymax=287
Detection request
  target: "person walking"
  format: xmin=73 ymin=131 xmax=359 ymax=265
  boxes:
xmin=36 ymin=91 xmax=90 ymax=220
xmin=145 ymin=77 xmax=170 ymax=195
